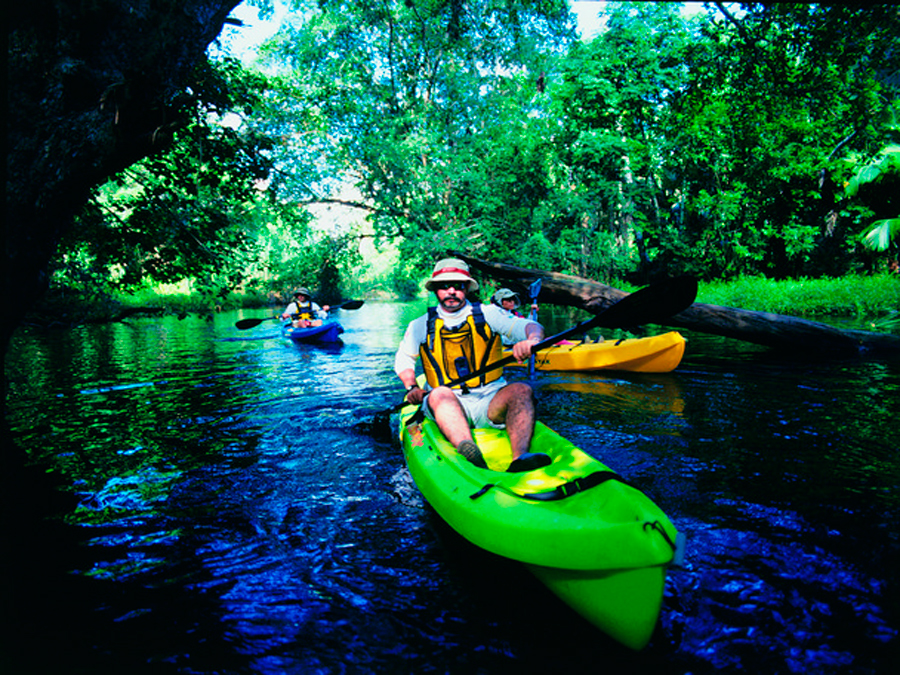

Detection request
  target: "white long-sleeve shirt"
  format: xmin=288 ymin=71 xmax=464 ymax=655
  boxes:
xmin=394 ymin=301 xmax=539 ymax=387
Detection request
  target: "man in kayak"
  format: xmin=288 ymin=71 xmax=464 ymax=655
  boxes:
xmin=281 ymin=288 xmax=330 ymax=328
xmin=394 ymin=258 xmax=551 ymax=473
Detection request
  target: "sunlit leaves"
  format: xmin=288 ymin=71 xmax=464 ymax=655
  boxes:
xmin=839 ymin=143 xmax=900 ymax=252
xmin=52 ymin=57 xmax=286 ymax=297
xmin=844 ymin=145 xmax=900 ymax=198
xmin=257 ymin=0 xmax=574 ymax=269
xmin=861 ymin=218 xmax=900 ymax=252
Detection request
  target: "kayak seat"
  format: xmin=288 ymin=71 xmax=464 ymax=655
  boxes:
xmin=506 ymin=452 xmax=552 ymax=473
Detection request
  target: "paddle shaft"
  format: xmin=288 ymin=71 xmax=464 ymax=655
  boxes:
xmin=528 ymin=278 xmax=542 ymax=377
xmin=235 ymin=299 xmax=363 ymax=329
xmin=439 ymin=307 xmax=614 ymax=389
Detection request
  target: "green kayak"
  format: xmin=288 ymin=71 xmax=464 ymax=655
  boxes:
xmin=399 ymin=403 xmax=684 ymax=650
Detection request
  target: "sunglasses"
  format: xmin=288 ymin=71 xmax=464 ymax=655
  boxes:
xmin=435 ymin=281 xmax=466 ymax=291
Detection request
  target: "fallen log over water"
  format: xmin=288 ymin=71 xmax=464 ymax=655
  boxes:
xmin=455 ymin=254 xmax=900 ymax=356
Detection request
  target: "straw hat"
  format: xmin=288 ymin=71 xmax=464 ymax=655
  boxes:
xmin=423 ymin=258 xmax=479 ymax=292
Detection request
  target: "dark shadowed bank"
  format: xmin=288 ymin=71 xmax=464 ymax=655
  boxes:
xmin=4 ymin=0 xmax=241 ymax=356
xmin=5 ymin=5 xmax=242 ymax=668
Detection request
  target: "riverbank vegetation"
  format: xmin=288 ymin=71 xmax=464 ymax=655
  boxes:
xmin=35 ymin=2 xmax=900 ymax=328
xmin=26 ymin=272 xmax=899 ymax=336
xmin=698 ymin=274 xmax=899 ymax=322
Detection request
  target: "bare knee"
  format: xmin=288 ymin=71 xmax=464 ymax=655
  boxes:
xmin=505 ymin=382 xmax=535 ymax=403
xmin=427 ymin=386 xmax=456 ymax=407
xmin=488 ymin=382 xmax=534 ymax=423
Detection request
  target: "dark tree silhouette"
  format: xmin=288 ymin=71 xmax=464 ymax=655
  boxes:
xmin=4 ymin=0 xmax=242 ymax=355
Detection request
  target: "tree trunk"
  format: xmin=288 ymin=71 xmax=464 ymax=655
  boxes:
xmin=4 ymin=0 xmax=241 ymax=356
xmin=455 ymin=254 xmax=900 ymax=356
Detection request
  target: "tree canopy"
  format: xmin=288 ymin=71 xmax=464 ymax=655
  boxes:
xmin=15 ymin=1 xmax=900 ymax=315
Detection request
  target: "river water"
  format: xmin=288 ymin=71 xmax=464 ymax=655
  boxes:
xmin=3 ymin=302 xmax=898 ymax=674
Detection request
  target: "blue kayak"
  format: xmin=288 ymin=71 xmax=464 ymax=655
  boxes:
xmin=281 ymin=320 xmax=344 ymax=343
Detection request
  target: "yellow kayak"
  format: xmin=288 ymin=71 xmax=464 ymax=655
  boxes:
xmin=507 ymin=331 xmax=686 ymax=373
xmin=399 ymin=403 xmax=684 ymax=650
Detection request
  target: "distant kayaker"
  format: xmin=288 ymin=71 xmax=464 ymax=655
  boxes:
xmin=281 ymin=288 xmax=330 ymax=328
xmin=394 ymin=258 xmax=551 ymax=473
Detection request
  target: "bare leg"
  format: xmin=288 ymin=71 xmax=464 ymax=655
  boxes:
xmin=487 ymin=382 xmax=535 ymax=460
xmin=426 ymin=386 xmax=474 ymax=448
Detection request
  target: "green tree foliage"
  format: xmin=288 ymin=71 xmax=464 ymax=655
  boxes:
xmin=551 ymin=2 xmax=695 ymax=280
xmin=550 ymin=3 xmax=900 ymax=282
xmin=44 ymin=1 xmax=900 ymax=306
xmin=259 ymin=0 xmax=575 ymax=275
xmin=257 ymin=2 xmax=898 ymax=287
xmin=51 ymin=56 xmax=323 ymax=304
xmin=658 ymin=3 xmax=900 ymax=279
xmin=842 ymin=139 xmax=900 ymax=255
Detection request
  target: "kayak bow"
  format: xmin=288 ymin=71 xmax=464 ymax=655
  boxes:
xmin=399 ymin=402 xmax=684 ymax=650
xmin=281 ymin=320 xmax=344 ymax=343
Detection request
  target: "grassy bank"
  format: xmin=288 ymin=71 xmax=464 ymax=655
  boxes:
xmin=23 ymin=285 xmax=274 ymax=327
xmin=694 ymin=274 xmax=899 ymax=318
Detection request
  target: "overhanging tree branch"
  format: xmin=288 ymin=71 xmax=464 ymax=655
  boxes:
xmin=713 ymin=1 xmax=750 ymax=41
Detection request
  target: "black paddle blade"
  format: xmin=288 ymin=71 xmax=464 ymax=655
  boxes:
xmin=338 ymin=300 xmax=364 ymax=310
xmin=235 ymin=316 xmax=277 ymax=330
xmin=591 ymin=275 xmax=697 ymax=328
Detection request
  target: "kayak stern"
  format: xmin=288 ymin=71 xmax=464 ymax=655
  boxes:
xmin=507 ymin=331 xmax=686 ymax=373
xmin=399 ymin=408 xmax=682 ymax=650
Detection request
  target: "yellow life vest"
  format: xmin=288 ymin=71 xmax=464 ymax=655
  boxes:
xmin=291 ymin=302 xmax=316 ymax=321
xmin=419 ymin=303 xmax=503 ymax=391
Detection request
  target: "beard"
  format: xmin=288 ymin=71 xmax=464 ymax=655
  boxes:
xmin=438 ymin=292 xmax=465 ymax=312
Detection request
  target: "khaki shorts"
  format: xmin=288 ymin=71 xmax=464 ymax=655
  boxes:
xmin=423 ymin=380 xmax=507 ymax=430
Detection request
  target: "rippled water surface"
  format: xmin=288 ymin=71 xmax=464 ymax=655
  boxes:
xmin=3 ymin=303 xmax=898 ymax=674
